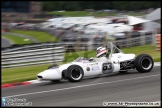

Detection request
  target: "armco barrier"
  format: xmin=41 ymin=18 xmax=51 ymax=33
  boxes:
xmin=156 ymin=34 xmax=161 ymax=51
xmin=2 ymin=46 xmax=65 ymax=68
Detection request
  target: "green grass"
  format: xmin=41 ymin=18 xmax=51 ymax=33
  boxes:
xmin=48 ymin=11 xmax=89 ymax=17
xmin=63 ymin=44 xmax=161 ymax=63
xmin=47 ymin=11 xmax=147 ymax=17
xmin=2 ymin=44 xmax=160 ymax=84
xmin=10 ymin=29 xmax=59 ymax=42
xmin=2 ymin=64 xmax=52 ymax=84
xmin=63 ymin=50 xmax=95 ymax=63
xmin=2 ymin=34 xmax=33 ymax=44
xmin=122 ymin=44 xmax=161 ymax=62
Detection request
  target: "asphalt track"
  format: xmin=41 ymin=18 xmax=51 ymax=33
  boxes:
xmin=1 ymin=37 xmax=13 ymax=48
xmin=2 ymin=66 xmax=161 ymax=106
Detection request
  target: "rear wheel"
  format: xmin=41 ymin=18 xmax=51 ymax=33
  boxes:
xmin=134 ymin=54 xmax=154 ymax=73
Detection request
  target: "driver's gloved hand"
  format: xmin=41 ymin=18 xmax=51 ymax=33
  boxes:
xmin=89 ymin=57 xmax=94 ymax=61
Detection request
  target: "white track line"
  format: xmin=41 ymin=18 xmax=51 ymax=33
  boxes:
xmin=2 ymin=74 xmax=160 ymax=98
xmin=154 ymin=62 xmax=161 ymax=67
xmin=27 ymin=80 xmax=49 ymax=84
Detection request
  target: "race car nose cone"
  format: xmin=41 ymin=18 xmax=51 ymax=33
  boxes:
xmin=37 ymin=75 xmax=43 ymax=78
xmin=37 ymin=69 xmax=62 ymax=80
xmin=37 ymin=72 xmax=44 ymax=80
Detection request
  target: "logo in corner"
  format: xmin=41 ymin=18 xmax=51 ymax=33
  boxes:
xmin=2 ymin=98 xmax=6 ymax=106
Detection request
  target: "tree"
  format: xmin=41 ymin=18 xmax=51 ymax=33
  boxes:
xmin=42 ymin=1 xmax=161 ymax=11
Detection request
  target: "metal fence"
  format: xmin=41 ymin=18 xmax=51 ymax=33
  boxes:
xmin=113 ymin=34 xmax=154 ymax=48
xmin=2 ymin=42 xmax=102 ymax=53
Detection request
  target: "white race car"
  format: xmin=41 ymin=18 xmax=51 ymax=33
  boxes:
xmin=37 ymin=42 xmax=154 ymax=82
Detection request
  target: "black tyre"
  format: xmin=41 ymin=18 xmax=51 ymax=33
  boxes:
xmin=134 ymin=54 xmax=154 ymax=73
xmin=47 ymin=64 xmax=59 ymax=69
xmin=66 ymin=65 xmax=84 ymax=82
xmin=51 ymin=80 xmax=60 ymax=82
xmin=119 ymin=70 xmax=128 ymax=74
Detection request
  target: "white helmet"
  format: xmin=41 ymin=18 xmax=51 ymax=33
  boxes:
xmin=96 ymin=46 xmax=107 ymax=58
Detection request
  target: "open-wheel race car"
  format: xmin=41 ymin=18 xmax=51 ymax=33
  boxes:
xmin=37 ymin=42 xmax=154 ymax=82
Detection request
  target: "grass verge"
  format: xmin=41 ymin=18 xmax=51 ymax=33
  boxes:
xmin=2 ymin=34 xmax=33 ymax=44
xmin=2 ymin=44 xmax=160 ymax=84
xmin=47 ymin=11 xmax=147 ymax=17
xmin=10 ymin=29 xmax=59 ymax=42
xmin=63 ymin=44 xmax=161 ymax=63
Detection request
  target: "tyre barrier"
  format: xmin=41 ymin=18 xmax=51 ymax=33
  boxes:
xmin=1 ymin=29 xmax=6 ymax=32
xmin=156 ymin=34 xmax=161 ymax=51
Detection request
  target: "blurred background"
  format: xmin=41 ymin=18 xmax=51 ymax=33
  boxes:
xmin=1 ymin=1 xmax=161 ymax=84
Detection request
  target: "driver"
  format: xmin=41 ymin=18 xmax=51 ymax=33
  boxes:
xmin=89 ymin=46 xmax=108 ymax=62
xmin=96 ymin=46 xmax=108 ymax=62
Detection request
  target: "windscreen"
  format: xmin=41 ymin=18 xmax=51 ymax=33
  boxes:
xmin=106 ymin=42 xmax=124 ymax=58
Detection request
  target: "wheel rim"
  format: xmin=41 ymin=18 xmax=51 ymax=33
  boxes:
xmin=141 ymin=57 xmax=152 ymax=70
xmin=71 ymin=68 xmax=82 ymax=80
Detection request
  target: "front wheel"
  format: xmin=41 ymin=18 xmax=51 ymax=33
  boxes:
xmin=134 ymin=54 xmax=154 ymax=73
xmin=66 ymin=65 xmax=84 ymax=82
